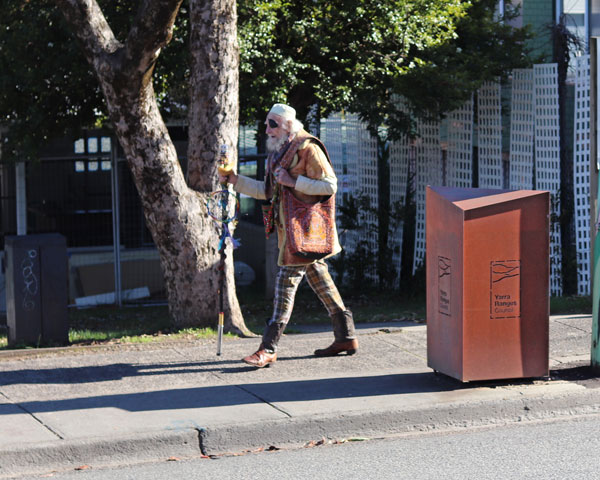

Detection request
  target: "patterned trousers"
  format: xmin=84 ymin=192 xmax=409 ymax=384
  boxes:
xmin=269 ymin=260 xmax=345 ymax=326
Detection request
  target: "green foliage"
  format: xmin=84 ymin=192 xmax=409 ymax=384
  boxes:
xmin=0 ymin=0 xmax=188 ymax=162
xmin=1 ymin=1 xmax=101 ymax=161
xmin=392 ymin=0 xmax=533 ymax=127
xmin=331 ymin=191 xmax=407 ymax=291
xmin=1 ymin=0 xmax=532 ymax=160
xmin=238 ymin=0 xmax=472 ymax=126
xmin=550 ymin=296 xmax=592 ymax=315
xmin=329 ymin=194 xmax=376 ymax=290
xmin=238 ymin=0 xmax=533 ymax=139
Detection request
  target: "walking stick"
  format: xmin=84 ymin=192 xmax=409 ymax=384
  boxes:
xmin=207 ymin=145 xmax=240 ymax=356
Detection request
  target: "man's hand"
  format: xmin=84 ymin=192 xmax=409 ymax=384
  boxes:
xmin=273 ymin=166 xmax=296 ymax=188
xmin=219 ymin=172 xmax=238 ymax=185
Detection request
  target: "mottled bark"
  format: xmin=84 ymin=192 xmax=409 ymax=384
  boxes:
xmin=188 ymin=0 xmax=247 ymax=333
xmin=56 ymin=0 xmax=252 ymax=334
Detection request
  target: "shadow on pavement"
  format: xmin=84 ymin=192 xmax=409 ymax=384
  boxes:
xmin=0 ymin=371 xmax=474 ymax=415
xmin=550 ymin=365 xmax=600 ymax=388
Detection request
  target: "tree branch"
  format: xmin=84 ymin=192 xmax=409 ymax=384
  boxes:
xmin=54 ymin=0 xmax=121 ymax=66
xmin=56 ymin=0 xmax=183 ymax=81
xmin=124 ymin=0 xmax=184 ymax=76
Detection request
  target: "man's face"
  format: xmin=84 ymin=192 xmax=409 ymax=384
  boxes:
xmin=265 ymin=113 xmax=288 ymax=152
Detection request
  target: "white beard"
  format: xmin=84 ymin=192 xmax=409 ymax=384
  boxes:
xmin=267 ymin=134 xmax=288 ymax=153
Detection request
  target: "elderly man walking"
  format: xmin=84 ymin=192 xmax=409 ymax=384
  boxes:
xmin=219 ymin=103 xmax=358 ymax=367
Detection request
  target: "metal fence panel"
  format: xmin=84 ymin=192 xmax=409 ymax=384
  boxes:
xmin=510 ymin=68 xmax=535 ymax=190
xmin=478 ymin=81 xmax=504 ymax=189
xmin=573 ymin=54 xmax=592 ymax=295
xmin=446 ymin=97 xmax=474 ymax=188
xmin=534 ymin=63 xmax=562 ymax=296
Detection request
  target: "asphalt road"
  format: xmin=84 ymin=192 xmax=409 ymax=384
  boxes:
xmin=26 ymin=414 xmax=600 ymax=480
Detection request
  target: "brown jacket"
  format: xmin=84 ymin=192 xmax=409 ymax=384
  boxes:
xmin=234 ymin=131 xmax=342 ymax=266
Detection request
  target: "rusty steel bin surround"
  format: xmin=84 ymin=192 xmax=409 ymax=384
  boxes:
xmin=426 ymin=186 xmax=549 ymax=382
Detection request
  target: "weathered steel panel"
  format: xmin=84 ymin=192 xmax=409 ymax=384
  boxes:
xmin=426 ymin=186 xmax=549 ymax=382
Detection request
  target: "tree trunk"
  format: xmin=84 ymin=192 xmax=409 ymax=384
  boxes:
xmin=187 ymin=0 xmax=248 ymax=334
xmin=56 ymin=0 xmax=253 ymax=335
xmin=553 ymin=18 xmax=577 ymax=295
xmin=376 ymin=135 xmax=393 ymax=289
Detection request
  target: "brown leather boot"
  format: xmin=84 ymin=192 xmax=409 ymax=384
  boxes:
xmin=242 ymin=349 xmax=277 ymax=367
xmin=314 ymin=310 xmax=358 ymax=356
xmin=242 ymin=321 xmax=285 ymax=367
xmin=314 ymin=338 xmax=359 ymax=357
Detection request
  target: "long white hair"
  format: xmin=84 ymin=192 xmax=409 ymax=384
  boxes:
xmin=286 ymin=118 xmax=304 ymax=135
xmin=267 ymin=117 xmax=305 ymax=152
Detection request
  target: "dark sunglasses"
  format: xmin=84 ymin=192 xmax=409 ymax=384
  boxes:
xmin=267 ymin=119 xmax=279 ymax=129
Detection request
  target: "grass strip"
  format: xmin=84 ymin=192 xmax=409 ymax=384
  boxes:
xmin=0 ymin=292 xmax=591 ymax=350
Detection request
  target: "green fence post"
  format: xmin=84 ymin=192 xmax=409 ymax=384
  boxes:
xmin=592 ymin=222 xmax=600 ymax=370
xmin=590 ymin=36 xmax=600 ymax=371
xmin=593 ymin=166 xmax=600 ymax=370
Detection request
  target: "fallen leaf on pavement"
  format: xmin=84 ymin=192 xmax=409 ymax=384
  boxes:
xmin=305 ymin=438 xmax=327 ymax=448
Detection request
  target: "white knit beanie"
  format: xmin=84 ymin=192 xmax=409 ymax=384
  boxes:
xmin=269 ymin=103 xmax=296 ymax=121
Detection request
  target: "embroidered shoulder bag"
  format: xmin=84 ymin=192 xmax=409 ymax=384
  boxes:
xmin=280 ymin=134 xmax=336 ymax=259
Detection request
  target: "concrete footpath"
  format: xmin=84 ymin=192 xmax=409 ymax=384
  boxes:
xmin=1 ymin=314 xmax=599 ymax=478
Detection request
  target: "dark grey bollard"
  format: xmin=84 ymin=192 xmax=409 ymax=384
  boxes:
xmin=5 ymin=234 xmax=68 ymax=346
